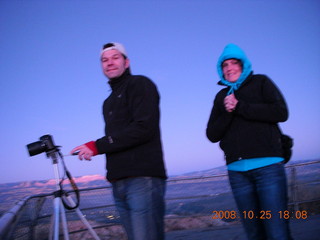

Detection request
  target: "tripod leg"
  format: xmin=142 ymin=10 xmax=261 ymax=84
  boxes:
xmin=65 ymin=195 xmax=101 ymax=240
xmin=52 ymin=196 xmax=70 ymax=240
xmin=59 ymin=199 xmax=70 ymax=240
xmin=53 ymin=197 xmax=60 ymax=240
xmin=49 ymin=201 xmax=56 ymax=240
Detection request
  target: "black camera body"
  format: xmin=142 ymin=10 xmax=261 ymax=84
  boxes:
xmin=27 ymin=134 xmax=56 ymax=156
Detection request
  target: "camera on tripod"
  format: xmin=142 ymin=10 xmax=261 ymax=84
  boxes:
xmin=27 ymin=134 xmax=57 ymax=156
xmin=25 ymin=134 xmax=100 ymax=239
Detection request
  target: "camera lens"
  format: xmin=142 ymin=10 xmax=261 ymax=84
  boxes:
xmin=27 ymin=141 xmax=46 ymax=156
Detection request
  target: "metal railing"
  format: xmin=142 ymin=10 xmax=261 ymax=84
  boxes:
xmin=1 ymin=160 xmax=319 ymax=239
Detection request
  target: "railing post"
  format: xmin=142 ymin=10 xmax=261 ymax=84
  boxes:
xmin=290 ymin=166 xmax=299 ymax=212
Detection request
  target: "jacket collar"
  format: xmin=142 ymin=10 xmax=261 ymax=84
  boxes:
xmin=108 ymin=68 xmax=131 ymax=91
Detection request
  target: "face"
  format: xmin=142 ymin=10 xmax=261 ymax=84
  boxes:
xmin=101 ymin=49 xmax=130 ymax=79
xmin=222 ymin=59 xmax=242 ymax=83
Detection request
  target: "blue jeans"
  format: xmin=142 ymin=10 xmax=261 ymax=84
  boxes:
xmin=111 ymin=177 xmax=166 ymax=240
xmin=228 ymin=163 xmax=292 ymax=240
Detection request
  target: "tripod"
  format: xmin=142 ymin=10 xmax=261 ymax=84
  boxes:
xmin=46 ymin=149 xmax=101 ymax=240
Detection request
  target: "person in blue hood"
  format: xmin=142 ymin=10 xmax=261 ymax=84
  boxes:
xmin=206 ymin=44 xmax=292 ymax=240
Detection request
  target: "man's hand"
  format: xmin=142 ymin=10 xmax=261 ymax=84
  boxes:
xmin=70 ymin=145 xmax=93 ymax=161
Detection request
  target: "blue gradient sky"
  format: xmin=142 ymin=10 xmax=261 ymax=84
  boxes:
xmin=1 ymin=0 xmax=319 ymax=183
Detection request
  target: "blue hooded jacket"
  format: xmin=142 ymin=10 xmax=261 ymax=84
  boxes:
xmin=217 ymin=44 xmax=252 ymax=95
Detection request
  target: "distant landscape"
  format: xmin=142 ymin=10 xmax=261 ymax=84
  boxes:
xmin=1 ymin=159 xmax=319 ymax=218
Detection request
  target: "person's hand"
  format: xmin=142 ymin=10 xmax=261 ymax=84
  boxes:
xmin=70 ymin=145 xmax=93 ymax=161
xmin=224 ymin=94 xmax=238 ymax=113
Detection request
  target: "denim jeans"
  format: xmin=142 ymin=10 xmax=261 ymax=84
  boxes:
xmin=111 ymin=177 xmax=166 ymax=240
xmin=228 ymin=163 xmax=292 ymax=240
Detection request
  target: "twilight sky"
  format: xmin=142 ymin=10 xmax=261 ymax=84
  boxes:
xmin=0 ymin=0 xmax=319 ymax=183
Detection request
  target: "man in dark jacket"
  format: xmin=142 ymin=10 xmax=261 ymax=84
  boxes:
xmin=71 ymin=42 xmax=167 ymax=240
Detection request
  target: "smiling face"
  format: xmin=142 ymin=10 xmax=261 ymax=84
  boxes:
xmin=222 ymin=59 xmax=242 ymax=83
xmin=101 ymin=49 xmax=130 ymax=79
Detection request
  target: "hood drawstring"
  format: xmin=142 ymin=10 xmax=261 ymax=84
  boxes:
xmin=225 ymin=81 xmax=242 ymax=95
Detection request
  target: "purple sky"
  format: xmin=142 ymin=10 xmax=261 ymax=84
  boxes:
xmin=0 ymin=0 xmax=319 ymax=183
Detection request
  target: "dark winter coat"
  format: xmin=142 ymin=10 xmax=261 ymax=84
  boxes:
xmin=95 ymin=69 xmax=167 ymax=181
xmin=206 ymin=74 xmax=288 ymax=165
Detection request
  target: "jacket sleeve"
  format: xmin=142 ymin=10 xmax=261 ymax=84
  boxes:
xmin=235 ymin=76 xmax=288 ymax=123
xmin=95 ymin=77 xmax=160 ymax=154
xmin=206 ymin=92 xmax=234 ymax=143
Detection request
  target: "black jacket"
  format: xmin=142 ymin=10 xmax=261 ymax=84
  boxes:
xmin=95 ymin=70 xmax=167 ymax=181
xmin=206 ymin=74 xmax=288 ymax=165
